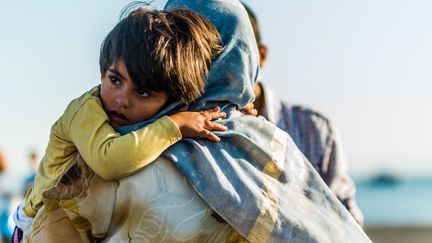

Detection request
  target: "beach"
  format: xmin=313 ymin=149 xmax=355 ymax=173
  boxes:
xmin=365 ymin=226 xmax=432 ymax=243
xmin=355 ymin=177 xmax=432 ymax=243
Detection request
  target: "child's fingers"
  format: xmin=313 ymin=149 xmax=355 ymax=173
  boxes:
xmin=205 ymin=120 xmax=228 ymax=131
xmin=207 ymin=111 xmax=226 ymax=120
xmin=202 ymin=109 xmax=226 ymax=120
xmin=240 ymin=103 xmax=258 ymax=116
xmin=243 ymin=108 xmax=258 ymax=116
xmin=211 ymin=106 xmax=220 ymax=112
xmin=200 ymin=130 xmax=221 ymax=142
xmin=243 ymin=103 xmax=254 ymax=110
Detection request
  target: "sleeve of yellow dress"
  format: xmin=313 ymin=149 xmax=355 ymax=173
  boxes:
xmin=69 ymin=97 xmax=182 ymax=181
xmin=23 ymin=117 xmax=76 ymax=217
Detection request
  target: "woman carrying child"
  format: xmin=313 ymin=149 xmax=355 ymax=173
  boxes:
xmin=15 ymin=0 xmax=370 ymax=242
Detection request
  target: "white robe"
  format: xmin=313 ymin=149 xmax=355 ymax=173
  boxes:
xmin=103 ymin=157 xmax=233 ymax=242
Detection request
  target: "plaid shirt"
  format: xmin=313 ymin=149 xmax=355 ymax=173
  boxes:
xmin=259 ymin=82 xmax=364 ymax=225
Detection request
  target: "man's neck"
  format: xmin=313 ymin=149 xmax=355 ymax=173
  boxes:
xmin=253 ymin=82 xmax=265 ymax=116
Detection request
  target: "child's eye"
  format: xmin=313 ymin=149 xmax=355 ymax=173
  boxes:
xmin=136 ymin=89 xmax=150 ymax=98
xmin=109 ymin=76 xmax=121 ymax=85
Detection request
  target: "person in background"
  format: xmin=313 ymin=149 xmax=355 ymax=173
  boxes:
xmin=0 ymin=150 xmax=13 ymax=241
xmin=0 ymin=151 xmax=8 ymax=173
xmin=242 ymin=2 xmax=364 ymax=225
xmin=21 ymin=151 xmax=39 ymax=196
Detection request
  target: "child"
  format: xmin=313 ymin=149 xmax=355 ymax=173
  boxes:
xmin=12 ymin=7 xmax=231 ymax=238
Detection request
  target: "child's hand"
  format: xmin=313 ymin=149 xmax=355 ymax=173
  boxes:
xmin=170 ymin=107 xmax=228 ymax=142
xmin=240 ymin=103 xmax=258 ymax=116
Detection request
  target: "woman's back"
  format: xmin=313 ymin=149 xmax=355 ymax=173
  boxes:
xmin=104 ymin=157 xmax=232 ymax=242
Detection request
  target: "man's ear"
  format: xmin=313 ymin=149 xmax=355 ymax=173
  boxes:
xmin=258 ymin=44 xmax=268 ymax=67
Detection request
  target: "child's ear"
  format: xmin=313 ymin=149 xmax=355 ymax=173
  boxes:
xmin=258 ymin=44 xmax=268 ymax=67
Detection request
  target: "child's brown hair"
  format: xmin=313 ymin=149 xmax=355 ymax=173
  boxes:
xmin=99 ymin=8 xmax=223 ymax=104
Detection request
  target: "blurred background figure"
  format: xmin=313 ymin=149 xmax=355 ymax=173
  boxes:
xmin=0 ymin=151 xmax=8 ymax=172
xmin=22 ymin=151 xmax=39 ymax=196
xmin=242 ymin=2 xmax=363 ymax=225
xmin=0 ymin=150 xmax=13 ymax=242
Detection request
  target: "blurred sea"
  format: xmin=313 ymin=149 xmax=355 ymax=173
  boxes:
xmin=355 ymin=175 xmax=432 ymax=226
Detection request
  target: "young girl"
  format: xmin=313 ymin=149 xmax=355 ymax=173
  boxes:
xmin=13 ymin=7 xmax=241 ymax=239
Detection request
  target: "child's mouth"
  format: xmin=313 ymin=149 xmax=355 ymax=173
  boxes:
xmin=108 ymin=111 xmax=129 ymax=125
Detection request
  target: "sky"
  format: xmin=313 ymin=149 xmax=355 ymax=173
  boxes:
xmin=1 ymin=0 xmax=432 ymax=178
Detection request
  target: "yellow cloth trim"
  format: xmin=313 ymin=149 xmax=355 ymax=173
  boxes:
xmin=247 ymin=128 xmax=287 ymax=241
xmin=71 ymin=216 xmax=92 ymax=230
xmin=23 ymin=198 xmax=38 ymax=217
xmin=247 ymin=182 xmax=279 ymax=242
xmin=263 ymin=160 xmax=283 ymax=179
xmin=226 ymin=229 xmax=248 ymax=243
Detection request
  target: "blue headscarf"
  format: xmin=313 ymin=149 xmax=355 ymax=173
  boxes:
xmin=165 ymin=0 xmax=259 ymax=111
xmin=117 ymin=1 xmax=370 ymax=241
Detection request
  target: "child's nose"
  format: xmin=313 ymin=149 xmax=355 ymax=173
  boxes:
xmin=115 ymin=93 xmax=131 ymax=108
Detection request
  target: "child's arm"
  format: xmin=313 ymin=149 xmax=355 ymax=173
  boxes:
xmin=21 ymin=90 xmax=227 ymax=217
xmin=69 ymin=97 xmax=227 ymax=181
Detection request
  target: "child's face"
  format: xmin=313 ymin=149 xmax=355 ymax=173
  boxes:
xmin=100 ymin=60 xmax=168 ymax=127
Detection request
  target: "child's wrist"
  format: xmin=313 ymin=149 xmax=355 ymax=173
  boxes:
xmin=168 ymin=114 xmax=183 ymax=134
xmin=163 ymin=115 xmax=183 ymax=141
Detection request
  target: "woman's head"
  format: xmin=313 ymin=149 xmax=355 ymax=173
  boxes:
xmin=99 ymin=8 xmax=223 ymax=105
xmin=164 ymin=0 xmax=259 ymax=111
xmin=0 ymin=151 xmax=8 ymax=172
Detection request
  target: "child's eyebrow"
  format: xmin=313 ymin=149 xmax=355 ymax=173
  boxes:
xmin=108 ymin=68 xmax=126 ymax=80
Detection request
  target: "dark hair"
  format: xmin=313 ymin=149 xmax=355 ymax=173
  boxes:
xmin=241 ymin=2 xmax=261 ymax=46
xmin=99 ymin=8 xmax=223 ymax=104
